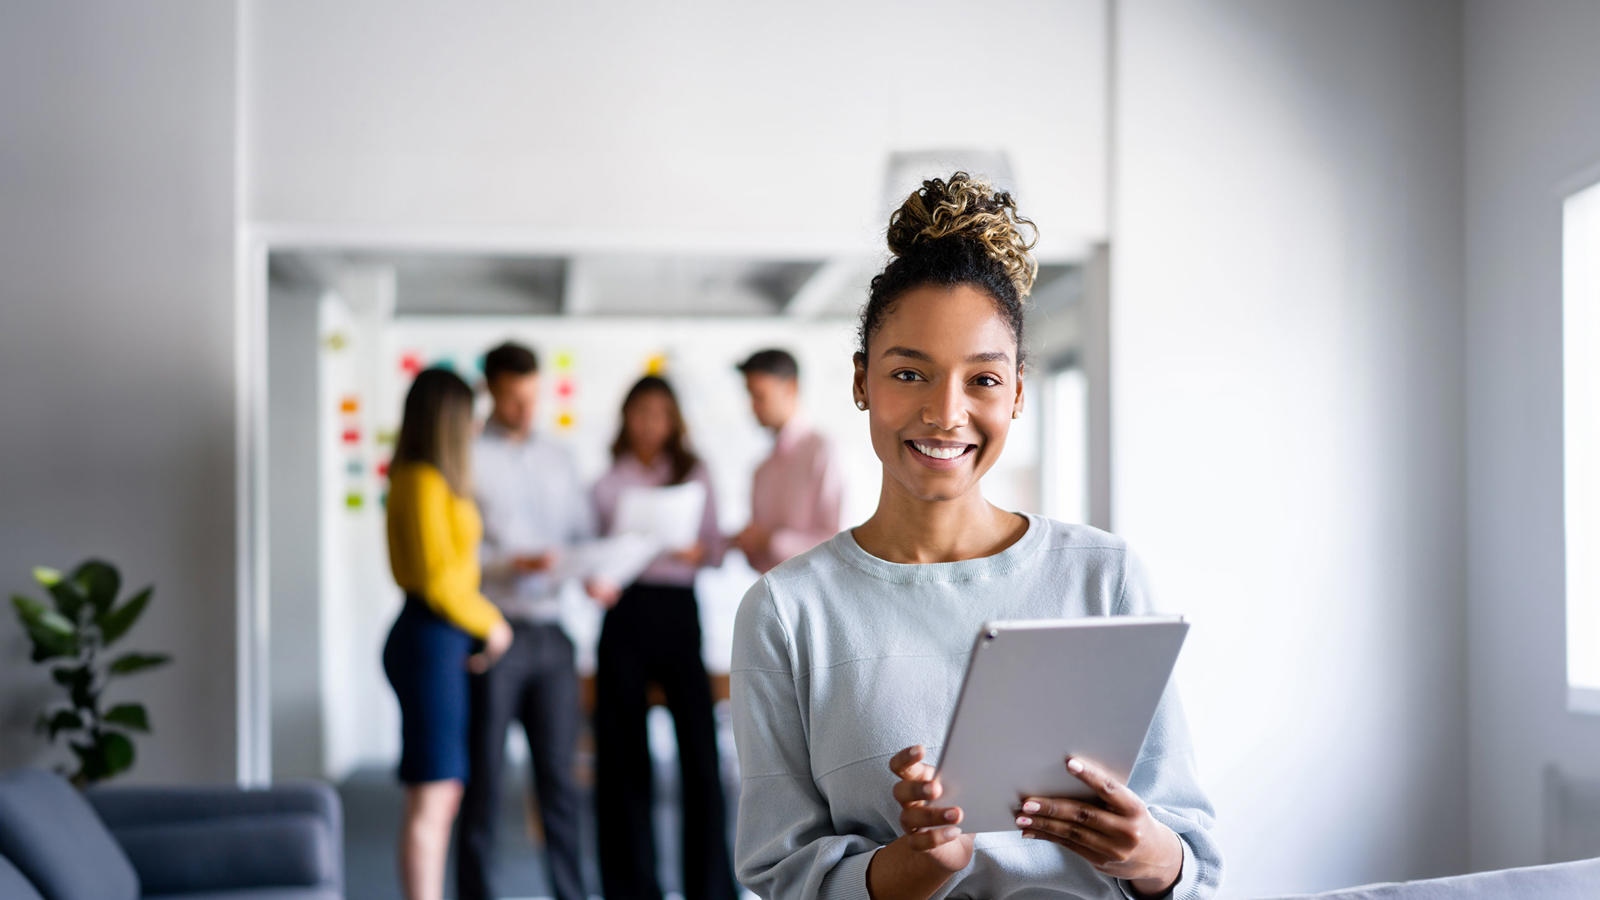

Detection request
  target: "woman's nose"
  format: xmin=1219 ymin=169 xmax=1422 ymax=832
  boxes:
xmin=922 ymin=379 xmax=968 ymax=430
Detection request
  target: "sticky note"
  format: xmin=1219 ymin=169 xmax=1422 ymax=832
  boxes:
xmin=339 ymin=396 xmax=360 ymax=414
xmin=557 ymin=411 xmax=576 ymax=429
xmin=345 ymin=493 xmax=364 ymax=510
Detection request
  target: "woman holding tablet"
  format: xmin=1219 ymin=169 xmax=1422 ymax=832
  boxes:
xmin=730 ymin=175 xmax=1221 ymax=899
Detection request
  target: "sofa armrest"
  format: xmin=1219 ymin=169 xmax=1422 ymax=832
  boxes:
xmin=86 ymin=781 xmax=342 ymax=893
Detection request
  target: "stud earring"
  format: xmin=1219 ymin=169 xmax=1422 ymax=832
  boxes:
xmin=1012 ymin=409 xmax=1021 ymax=419
xmin=856 ymin=400 xmax=867 ymax=410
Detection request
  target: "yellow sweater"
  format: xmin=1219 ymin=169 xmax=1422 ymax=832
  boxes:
xmin=386 ymin=462 xmax=505 ymax=639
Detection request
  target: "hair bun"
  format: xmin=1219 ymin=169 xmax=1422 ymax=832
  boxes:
xmin=885 ymin=172 xmax=1039 ymax=297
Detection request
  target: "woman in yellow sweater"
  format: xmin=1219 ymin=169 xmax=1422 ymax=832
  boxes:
xmin=382 ymin=367 xmax=513 ymax=900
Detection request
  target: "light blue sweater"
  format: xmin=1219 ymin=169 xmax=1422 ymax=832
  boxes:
xmin=730 ymin=514 xmax=1222 ymax=900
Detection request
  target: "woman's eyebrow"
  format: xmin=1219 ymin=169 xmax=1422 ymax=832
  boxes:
xmin=880 ymin=346 xmax=1013 ymax=365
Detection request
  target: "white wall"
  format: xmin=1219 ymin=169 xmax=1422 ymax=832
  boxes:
xmin=1112 ymin=1 xmax=1467 ymax=894
xmin=243 ymin=0 xmax=1107 ymax=260
xmin=0 ymin=2 xmax=239 ymax=782
xmin=267 ymin=278 xmax=325 ymax=779
xmin=1462 ymin=0 xmax=1600 ymax=870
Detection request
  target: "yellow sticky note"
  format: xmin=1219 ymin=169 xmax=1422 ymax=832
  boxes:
xmin=644 ymin=353 xmax=667 ymax=376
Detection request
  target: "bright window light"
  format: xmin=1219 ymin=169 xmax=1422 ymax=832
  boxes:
xmin=1564 ymin=179 xmax=1600 ymax=713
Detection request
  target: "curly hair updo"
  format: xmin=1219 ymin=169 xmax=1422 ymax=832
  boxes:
xmin=857 ymin=172 xmax=1039 ymax=366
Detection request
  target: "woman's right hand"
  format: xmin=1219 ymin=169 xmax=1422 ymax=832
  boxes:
xmin=867 ymin=745 xmax=974 ymax=899
xmin=467 ymin=621 xmax=513 ymax=674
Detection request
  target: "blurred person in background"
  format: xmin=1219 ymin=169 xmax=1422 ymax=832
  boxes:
xmin=590 ymin=375 xmax=738 ymax=900
xmin=731 ymin=348 xmax=844 ymax=573
xmin=382 ymin=367 xmax=513 ymax=900
xmin=459 ymin=341 xmax=615 ymax=900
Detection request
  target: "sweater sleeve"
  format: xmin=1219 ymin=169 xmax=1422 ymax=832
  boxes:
xmin=1113 ymin=549 xmax=1224 ymax=900
xmin=391 ymin=467 xmax=505 ymax=639
xmin=730 ymin=578 xmax=881 ymax=900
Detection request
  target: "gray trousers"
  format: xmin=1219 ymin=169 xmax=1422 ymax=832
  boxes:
xmin=456 ymin=621 xmax=584 ymax=900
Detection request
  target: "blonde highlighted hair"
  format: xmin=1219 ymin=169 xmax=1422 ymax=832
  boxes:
xmin=859 ymin=172 xmax=1040 ymax=363
xmin=392 ymin=368 xmax=475 ymax=496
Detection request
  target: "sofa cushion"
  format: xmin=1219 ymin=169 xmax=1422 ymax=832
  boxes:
xmin=0 ymin=853 xmax=46 ymax=900
xmin=0 ymin=769 xmax=137 ymax=900
xmin=145 ymin=890 xmax=341 ymax=900
xmin=113 ymin=815 xmax=336 ymax=894
xmin=1261 ymin=855 xmax=1600 ymax=899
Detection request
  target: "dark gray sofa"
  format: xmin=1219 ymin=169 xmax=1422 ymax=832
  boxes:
xmin=0 ymin=768 xmax=342 ymax=900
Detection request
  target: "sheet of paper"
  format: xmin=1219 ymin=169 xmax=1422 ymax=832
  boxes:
xmin=547 ymin=534 xmax=661 ymax=588
xmin=613 ymin=481 xmax=706 ymax=551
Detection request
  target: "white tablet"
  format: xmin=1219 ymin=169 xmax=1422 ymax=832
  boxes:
xmin=933 ymin=617 xmax=1189 ymax=834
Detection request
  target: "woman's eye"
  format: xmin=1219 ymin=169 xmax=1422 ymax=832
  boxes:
xmin=891 ymin=370 xmax=922 ymax=382
xmin=972 ymin=375 xmax=1002 ymax=388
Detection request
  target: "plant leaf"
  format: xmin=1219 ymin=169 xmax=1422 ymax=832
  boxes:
xmin=51 ymin=665 xmax=90 ymax=688
xmin=103 ymin=703 xmax=149 ymax=732
xmin=108 ymin=652 xmax=171 ymax=676
xmin=96 ymin=587 xmax=151 ymax=646
xmin=11 ymin=595 xmax=78 ymax=659
xmin=100 ymin=731 xmax=135 ymax=778
xmin=69 ymin=740 xmax=105 ymax=784
xmin=12 ymin=595 xmax=73 ymax=636
xmin=72 ymin=560 xmax=121 ymax=615
xmin=32 ymin=567 xmax=63 ymax=587
xmin=50 ymin=666 xmax=95 ymax=711
xmin=39 ymin=709 xmax=84 ymax=741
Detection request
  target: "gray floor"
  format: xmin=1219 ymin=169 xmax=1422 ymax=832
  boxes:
xmin=340 ymin=707 xmax=742 ymax=900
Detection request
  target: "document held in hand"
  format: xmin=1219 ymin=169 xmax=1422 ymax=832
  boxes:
xmin=613 ymin=480 xmax=706 ymax=551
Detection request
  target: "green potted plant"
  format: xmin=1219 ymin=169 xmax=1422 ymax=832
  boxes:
xmin=10 ymin=559 xmax=171 ymax=786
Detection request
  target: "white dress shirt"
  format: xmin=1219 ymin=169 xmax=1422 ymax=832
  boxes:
xmin=474 ymin=421 xmax=596 ymax=623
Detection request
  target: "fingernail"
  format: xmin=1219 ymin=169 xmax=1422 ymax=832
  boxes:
xmin=941 ymin=826 xmax=960 ymax=840
xmin=944 ymin=809 xmax=958 ymax=822
xmin=1021 ymin=831 xmax=1035 ymax=840
xmin=1015 ymin=816 xmax=1033 ymax=827
xmin=1067 ymin=758 xmax=1085 ymax=773
xmin=1022 ymin=800 xmax=1040 ymax=813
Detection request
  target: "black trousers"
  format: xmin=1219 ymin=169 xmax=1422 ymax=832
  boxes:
xmin=457 ymin=621 xmax=584 ymax=900
xmin=594 ymin=584 xmax=737 ymax=900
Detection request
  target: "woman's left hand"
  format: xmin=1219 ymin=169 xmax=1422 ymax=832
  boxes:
xmin=1015 ymin=756 xmax=1184 ymax=898
xmin=669 ymin=542 xmax=706 ymax=566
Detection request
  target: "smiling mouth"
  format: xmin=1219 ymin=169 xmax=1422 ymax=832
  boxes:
xmin=908 ymin=440 xmax=976 ymax=461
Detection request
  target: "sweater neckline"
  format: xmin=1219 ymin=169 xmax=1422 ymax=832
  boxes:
xmin=830 ymin=512 xmax=1044 ymax=584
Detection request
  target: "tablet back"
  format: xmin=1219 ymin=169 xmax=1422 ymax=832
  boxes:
xmin=933 ymin=617 xmax=1188 ymax=834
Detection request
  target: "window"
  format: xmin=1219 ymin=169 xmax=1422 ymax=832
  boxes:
xmin=1564 ymin=179 xmax=1600 ymax=713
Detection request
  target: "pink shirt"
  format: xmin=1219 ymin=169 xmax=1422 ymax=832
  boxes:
xmin=592 ymin=453 xmax=725 ymax=588
xmin=746 ymin=417 xmax=844 ymax=573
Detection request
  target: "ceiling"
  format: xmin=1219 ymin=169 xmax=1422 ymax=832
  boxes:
xmin=270 ymin=249 xmax=1079 ymax=320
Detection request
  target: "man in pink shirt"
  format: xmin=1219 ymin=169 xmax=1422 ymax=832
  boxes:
xmin=731 ymin=348 xmax=845 ymax=573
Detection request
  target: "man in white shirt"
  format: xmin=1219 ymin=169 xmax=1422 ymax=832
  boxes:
xmin=458 ymin=341 xmax=612 ymax=900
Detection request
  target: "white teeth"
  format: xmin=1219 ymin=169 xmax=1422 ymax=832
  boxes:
xmin=912 ymin=442 xmax=967 ymax=460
